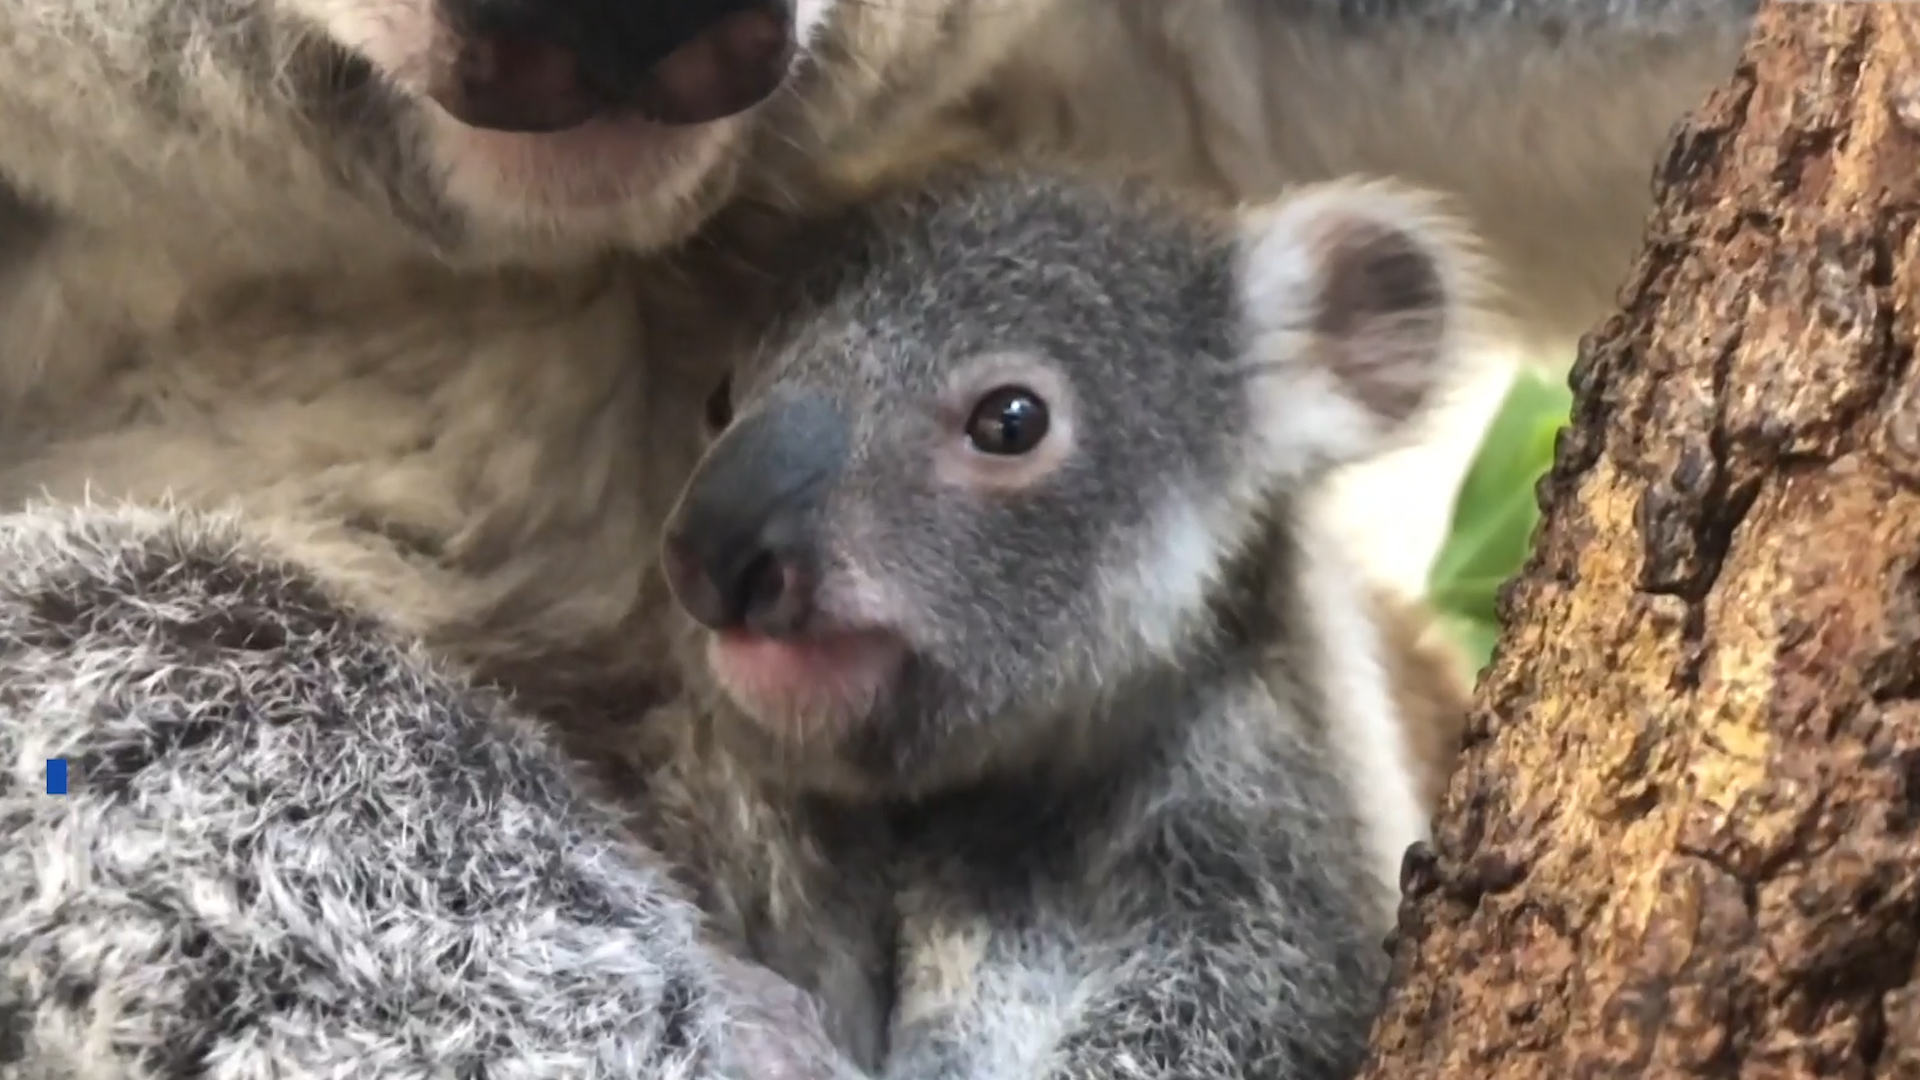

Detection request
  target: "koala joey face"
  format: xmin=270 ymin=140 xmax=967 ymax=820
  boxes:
xmin=662 ymin=172 xmax=1481 ymax=799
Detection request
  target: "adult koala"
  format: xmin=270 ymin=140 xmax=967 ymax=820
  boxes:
xmin=0 ymin=0 xmax=1750 ymax=1076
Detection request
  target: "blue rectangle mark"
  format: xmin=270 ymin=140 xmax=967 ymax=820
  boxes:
xmin=46 ymin=758 xmax=67 ymax=795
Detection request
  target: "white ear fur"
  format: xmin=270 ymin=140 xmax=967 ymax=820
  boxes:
xmin=1233 ymin=179 xmax=1487 ymax=482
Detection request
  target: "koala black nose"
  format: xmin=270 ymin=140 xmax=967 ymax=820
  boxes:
xmin=664 ymin=527 xmax=815 ymax=637
xmin=430 ymin=0 xmax=796 ymax=133
xmin=662 ymin=394 xmax=849 ymax=638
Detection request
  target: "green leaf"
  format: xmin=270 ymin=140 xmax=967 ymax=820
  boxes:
xmin=1426 ymin=485 xmax=1540 ymax=618
xmin=1426 ymin=367 xmax=1574 ymax=674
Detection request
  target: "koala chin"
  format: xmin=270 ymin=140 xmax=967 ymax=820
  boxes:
xmin=0 ymin=0 xmax=1055 ymax=272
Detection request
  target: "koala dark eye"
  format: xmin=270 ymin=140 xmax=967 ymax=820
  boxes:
xmin=965 ymin=386 xmax=1050 ymax=456
xmin=703 ymin=374 xmax=734 ymax=434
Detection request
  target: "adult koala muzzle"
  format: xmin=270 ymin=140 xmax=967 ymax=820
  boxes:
xmin=430 ymin=0 xmax=798 ymax=131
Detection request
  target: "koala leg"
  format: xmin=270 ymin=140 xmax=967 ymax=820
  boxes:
xmin=0 ymin=502 xmax=844 ymax=1080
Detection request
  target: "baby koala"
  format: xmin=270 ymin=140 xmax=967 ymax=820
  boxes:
xmin=655 ymin=166 xmax=1484 ymax=1080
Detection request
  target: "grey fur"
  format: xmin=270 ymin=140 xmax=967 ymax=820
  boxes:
xmin=655 ymin=168 xmax=1484 ymax=1080
xmin=0 ymin=502 xmax=875 ymax=1080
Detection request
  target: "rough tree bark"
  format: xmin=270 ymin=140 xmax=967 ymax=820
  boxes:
xmin=1356 ymin=4 xmax=1920 ymax=1078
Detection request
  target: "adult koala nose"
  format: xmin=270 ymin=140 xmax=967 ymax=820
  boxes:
xmin=429 ymin=0 xmax=797 ymax=132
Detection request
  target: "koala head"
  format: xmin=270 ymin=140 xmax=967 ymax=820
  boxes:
xmin=3 ymin=0 xmax=1058 ymax=269
xmin=661 ymin=170 xmax=1485 ymax=800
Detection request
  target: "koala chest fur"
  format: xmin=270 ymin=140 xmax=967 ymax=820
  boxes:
xmin=636 ymin=639 xmax=1385 ymax=1079
xmin=628 ymin=708 xmax=903 ymax=1070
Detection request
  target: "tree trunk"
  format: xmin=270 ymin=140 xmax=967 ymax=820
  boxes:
xmin=1357 ymin=5 xmax=1920 ymax=1078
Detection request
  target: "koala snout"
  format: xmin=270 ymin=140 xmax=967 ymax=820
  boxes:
xmin=664 ymin=528 xmax=817 ymax=638
xmin=663 ymin=394 xmax=849 ymax=638
xmin=429 ymin=0 xmax=796 ymax=132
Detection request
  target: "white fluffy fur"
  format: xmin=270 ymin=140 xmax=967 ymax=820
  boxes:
xmin=1235 ymin=179 xmax=1492 ymax=482
xmin=1293 ymin=516 xmax=1436 ymax=900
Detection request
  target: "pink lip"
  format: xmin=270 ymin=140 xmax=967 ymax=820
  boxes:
xmin=707 ymin=629 xmax=907 ymax=735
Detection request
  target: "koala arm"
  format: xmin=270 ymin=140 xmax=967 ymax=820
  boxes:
xmin=0 ymin=502 xmax=833 ymax=1080
xmin=960 ymin=0 xmax=1757 ymax=350
xmin=882 ymin=693 xmax=1387 ymax=1080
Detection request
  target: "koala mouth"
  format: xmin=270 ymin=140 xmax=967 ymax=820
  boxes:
xmin=427 ymin=1 xmax=796 ymax=134
xmin=707 ymin=628 xmax=909 ymax=737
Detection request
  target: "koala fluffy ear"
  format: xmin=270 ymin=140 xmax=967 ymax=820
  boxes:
xmin=1232 ymin=179 xmax=1486 ymax=480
